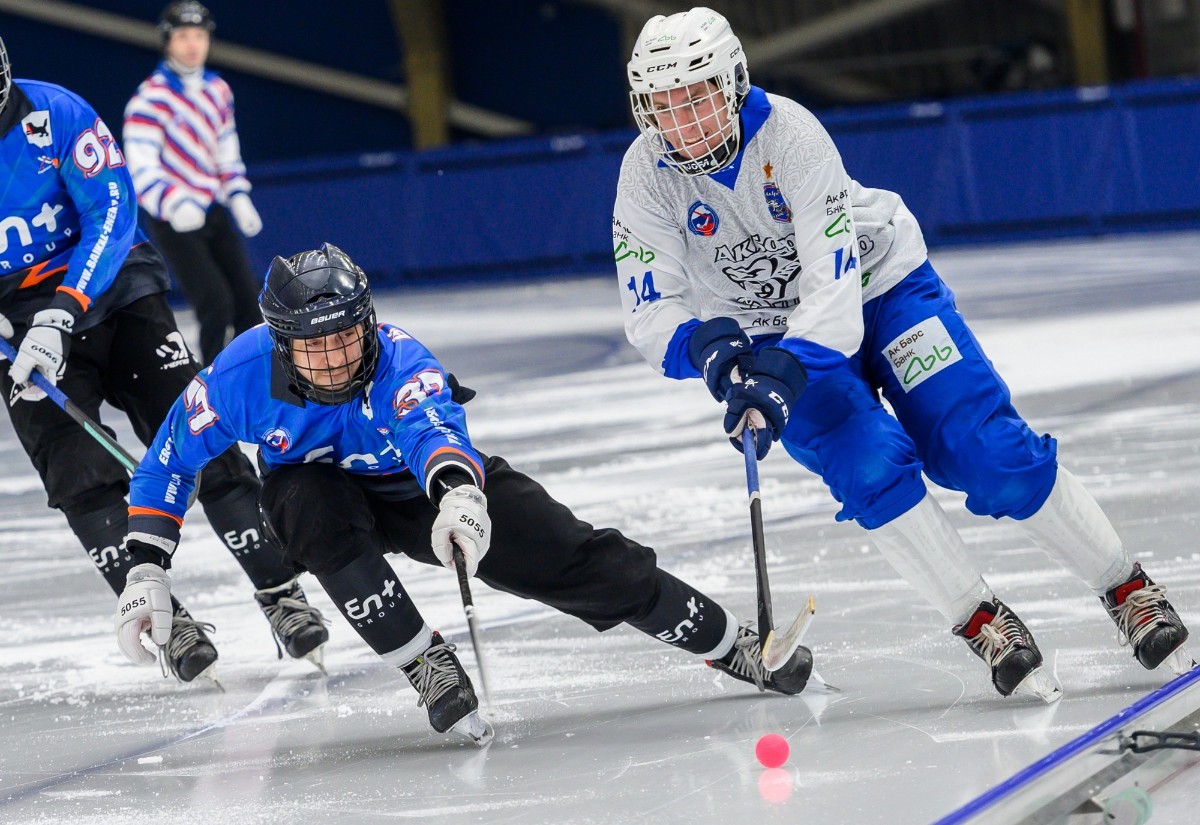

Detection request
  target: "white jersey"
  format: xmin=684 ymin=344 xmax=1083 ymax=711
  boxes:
xmin=613 ymin=87 xmax=927 ymax=379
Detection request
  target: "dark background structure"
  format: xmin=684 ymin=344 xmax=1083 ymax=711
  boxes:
xmin=3 ymin=1 xmax=1196 ymax=162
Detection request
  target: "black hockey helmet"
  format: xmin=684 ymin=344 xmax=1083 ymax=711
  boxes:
xmin=158 ymin=2 xmax=215 ymax=45
xmin=0 ymin=37 xmax=11 ymax=116
xmin=260 ymin=243 xmax=380 ymax=405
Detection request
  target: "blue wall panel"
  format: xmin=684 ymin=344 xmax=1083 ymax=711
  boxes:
xmin=242 ymin=78 xmax=1200 ymax=286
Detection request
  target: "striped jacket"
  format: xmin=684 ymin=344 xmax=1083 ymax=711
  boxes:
xmin=122 ymin=61 xmax=250 ymax=222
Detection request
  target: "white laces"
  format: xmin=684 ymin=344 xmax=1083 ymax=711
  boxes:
xmin=1108 ymin=583 xmax=1171 ymax=650
xmin=966 ymin=606 xmax=1026 ymax=669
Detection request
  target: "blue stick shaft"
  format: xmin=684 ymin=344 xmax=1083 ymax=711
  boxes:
xmin=743 ymin=429 xmax=774 ymax=642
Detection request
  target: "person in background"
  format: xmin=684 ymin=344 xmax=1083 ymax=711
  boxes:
xmin=124 ymin=1 xmax=263 ymax=366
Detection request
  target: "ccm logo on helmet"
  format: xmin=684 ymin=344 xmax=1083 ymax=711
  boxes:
xmin=645 ymin=62 xmax=678 ymax=72
xmin=310 ymin=310 xmax=347 ymax=325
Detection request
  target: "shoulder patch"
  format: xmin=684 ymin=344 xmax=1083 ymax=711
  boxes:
xmin=22 ymin=110 xmax=53 ymax=147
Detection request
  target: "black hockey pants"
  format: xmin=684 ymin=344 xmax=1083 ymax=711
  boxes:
xmin=145 ymin=206 xmax=261 ymax=366
xmin=260 ymin=456 xmax=733 ymax=653
xmin=0 ymin=292 xmax=292 ymax=593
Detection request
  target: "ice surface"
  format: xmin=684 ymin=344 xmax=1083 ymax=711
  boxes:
xmin=2 ymin=232 xmax=1200 ymax=823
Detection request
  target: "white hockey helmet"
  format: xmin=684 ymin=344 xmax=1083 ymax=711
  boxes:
xmin=628 ymin=8 xmax=750 ymax=176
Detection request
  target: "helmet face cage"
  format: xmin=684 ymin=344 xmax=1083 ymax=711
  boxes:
xmin=260 ymin=246 xmax=380 ymax=406
xmin=630 ymin=66 xmax=744 ymax=176
xmin=272 ymin=315 xmax=378 ymax=406
xmin=0 ymin=37 xmax=11 ymax=116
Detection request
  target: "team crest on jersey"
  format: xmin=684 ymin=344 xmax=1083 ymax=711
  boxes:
xmin=22 ymin=111 xmax=53 ymax=147
xmin=761 ymin=163 xmax=792 ymax=223
xmin=386 ymin=327 xmax=411 ymax=342
xmin=263 ymin=427 xmax=293 ymax=452
xmin=687 ymin=201 xmax=720 ymax=236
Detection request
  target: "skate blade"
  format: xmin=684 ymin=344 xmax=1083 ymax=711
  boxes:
xmin=1161 ymin=645 xmax=1197 ymax=676
xmin=450 ymin=710 xmax=494 ymax=748
xmin=762 ymin=595 xmax=816 ymax=673
xmin=196 ymin=663 xmax=225 ymax=693
xmin=807 ymin=666 xmax=841 ymax=693
xmin=304 ymin=645 xmax=328 ymax=676
xmin=1013 ymin=667 xmax=1062 ymax=704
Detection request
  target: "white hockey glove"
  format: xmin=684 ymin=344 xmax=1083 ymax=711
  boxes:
xmin=431 ymin=486 xmax=491 ymax=578
xmin=9 ymin=308 xmax=73 ymax=404
xmin=229 ymin=193 xmax=262 ymax=237
xmin=0 ymin=311 xmax=13 ymax=341
xmin=168 ymin=200 xmax=207 ymax=233
xmin=116 ymin=563 xmax=173 ymax=666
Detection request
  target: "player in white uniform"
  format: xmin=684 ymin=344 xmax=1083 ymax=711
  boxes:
xmin=613 ymin=7 xmax=1192 ymax=701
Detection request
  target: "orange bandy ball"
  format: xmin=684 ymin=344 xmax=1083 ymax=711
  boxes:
xmin=755 ymin=733 xmax=789 ymax=768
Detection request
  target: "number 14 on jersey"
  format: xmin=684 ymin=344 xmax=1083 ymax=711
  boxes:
xmin=627 ymin=271 xmax=662 ymax=311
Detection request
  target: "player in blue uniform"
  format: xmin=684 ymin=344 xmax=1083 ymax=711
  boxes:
xmin=0 ymin=36 xmax=327 ymax=681
xmin=114 ymin=243 xmax=814 ymax=744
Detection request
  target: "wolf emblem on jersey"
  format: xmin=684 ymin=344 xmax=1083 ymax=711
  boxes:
xmin=22 ymin=111 xmax=53 ymax=148
xmin=687 ymin=201 xmax=719 ymax=236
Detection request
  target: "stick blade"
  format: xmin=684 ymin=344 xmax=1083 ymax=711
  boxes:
xmin=762 ymin=596 xmax=816 ymax=673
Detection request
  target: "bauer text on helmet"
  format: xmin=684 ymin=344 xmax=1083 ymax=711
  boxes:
xmin=628 ymin=8 xmax=750 ymax=176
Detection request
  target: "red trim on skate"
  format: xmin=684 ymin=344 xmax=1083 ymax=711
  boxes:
xmin=963 ymin=606 xmax=996 ymax=638
xmin=1113 ymin=578 xmax=1147 ymax=607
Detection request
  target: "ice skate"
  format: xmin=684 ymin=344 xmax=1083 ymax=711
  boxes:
xmin=954 ymin=599 xmax=1061 ymax=703
xmin=707 ymin=621 xmax=813 ymax=695
xmin=1103 ymin=563 xmax=1195 ymax=675
xmin=401 ymin=632 xmax=493 ymax=746
xmin=255 ymin=578 xmax=331 ymax=674
xmin=162 ymin=606 xmax=222 ymax=689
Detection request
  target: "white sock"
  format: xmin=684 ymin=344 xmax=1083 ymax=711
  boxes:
xmin=702 ymin=607 xmax=741 ymax=660
xmin=870 ymin=492 xmax=993 ymax=625
xmin=379 ymin=624 xmax=434 ymax=668
xmin=1015 ymin=466 xmax=1133 ymax=594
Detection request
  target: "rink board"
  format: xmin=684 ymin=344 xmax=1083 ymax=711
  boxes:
xmin=936 ymin=666 xmax=1200 ymax=824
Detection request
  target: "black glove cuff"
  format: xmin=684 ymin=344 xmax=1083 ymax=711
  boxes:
xmin=127 ymin=539 xmax=172 ymax=570
xmin=44 ymin=293 xmax=85 ymax=326
xmin=428 ymin=468 xmax=475 ymax=506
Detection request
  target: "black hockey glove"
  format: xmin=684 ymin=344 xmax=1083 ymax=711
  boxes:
xmin=687 ymin=317 xmax=753 ymax=402
xmin=723 ymin=347 xmax=808 ymax=460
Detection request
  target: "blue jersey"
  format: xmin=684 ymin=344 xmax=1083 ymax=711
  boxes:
xmin=0 ymin=79 xmax=156 ymax=326
xmin=127 ymin=323 xmax=486 ymax=552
